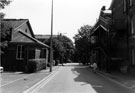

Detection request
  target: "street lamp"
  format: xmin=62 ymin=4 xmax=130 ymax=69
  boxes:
xmin=50 ymin=0 xmax=53 ymax=72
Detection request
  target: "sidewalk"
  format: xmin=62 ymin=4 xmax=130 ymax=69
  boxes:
xmin=97 ymin=70 xmax=135 ymax=90
xmin=1 ymin=65 xmax=60 ymax=86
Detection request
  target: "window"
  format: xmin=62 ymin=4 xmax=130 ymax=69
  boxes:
xmin=131 ymin=19 xmax=134 ymax=34
xmin=25 ymin=29 xmax=27 ymax=33
xmin=123 ymin=0 xmax=127 ymax=12
xmin=129 ymin=0 xmax=133 ymax=7
xmin=123 ymin=0 xmax=133 ymax=13
xmin=16 ymin=45 xmax=24 ymax=60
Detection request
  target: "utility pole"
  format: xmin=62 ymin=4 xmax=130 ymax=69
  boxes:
xmin=50 ymin=0 xmax=53 ymax=72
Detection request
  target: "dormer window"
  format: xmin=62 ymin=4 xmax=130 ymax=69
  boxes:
xmin=25 ymin=29 xmax=27 ymax=33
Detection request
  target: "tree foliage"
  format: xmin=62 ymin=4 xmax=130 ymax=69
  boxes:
xmin=0 ymin=0 xmax=11 ymax=18
xmin=73 ymin=25 xmax=92 ymax=64
xmin=0 ymin=0 xmax=11 ymax=9
xmin=0 ymin=0 xmax=11 ymax=55
xmin=44 ymin=35 xmax=74 ymax=64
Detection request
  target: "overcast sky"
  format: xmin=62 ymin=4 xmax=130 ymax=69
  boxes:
xmin=2 ymin=0 xmax=112 ymax=42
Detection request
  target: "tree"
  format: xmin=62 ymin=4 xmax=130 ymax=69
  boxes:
xmin=0 ymin=0 xmax=11 ymax=55
xmin=44 ymin=35 xmax=74 ymax=65
xmin=0 ymin=0 xmax=11 ymax=18
xmin=73 ymin=25 xmax=92 ymax=64
xmin=56 ymin=35 xmax=74 ymax=63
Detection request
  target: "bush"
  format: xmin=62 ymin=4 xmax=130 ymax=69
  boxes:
xmin=25 ymin=59 xmax=46 ymax=73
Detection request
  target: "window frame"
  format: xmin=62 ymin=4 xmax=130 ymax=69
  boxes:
xmin=131 ymin=18 xmax=134 ymax=34
xmin=129 ymin=0 xmax=133 ymax=7
xmin=123 ymin=0 xmax=127 ymax=13
xmin=16 ymin=45 xmax=24 ymax=60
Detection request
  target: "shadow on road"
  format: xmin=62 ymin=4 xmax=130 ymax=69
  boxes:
xmin=71 ymin=66 xmax=104 ymax=93
xmin=71 ymin=65 xmax=135 ymax=93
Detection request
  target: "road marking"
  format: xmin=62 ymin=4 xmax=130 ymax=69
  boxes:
xmin=23 ymin=67 xmax=62 ymax=93
xmin=1 ymin=67 xmax=58 ymax=87
xmin=1 ymin=74 xmax=33 ymax=87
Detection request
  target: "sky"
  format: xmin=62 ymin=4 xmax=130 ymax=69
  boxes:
xmin=2 ymin=0 xmax=112 ymax=42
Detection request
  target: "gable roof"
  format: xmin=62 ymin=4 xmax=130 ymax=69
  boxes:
xmin=2 ymin=19 xmax=50 ymax=48
xmin=18 ymin=30 xmax=50 ymax=48
xmin=91 ymin=25 xmax=108 ymax=36
xmin=2 ymin=19 xmax=27 ymax=29
xmin=1 ymin=19 xmax=35 ymax=37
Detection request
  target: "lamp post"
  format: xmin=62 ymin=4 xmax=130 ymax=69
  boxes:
xmin=50 ymin=0 xmax=53 ymax=72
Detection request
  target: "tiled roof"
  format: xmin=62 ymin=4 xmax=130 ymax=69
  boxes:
xmin=19 ymin=31 xmax=50 ymax=48
xmin=1 ymin=19 xmax=28 ymax=31
xmin=1 ymin=19 xmax=35 ymax=38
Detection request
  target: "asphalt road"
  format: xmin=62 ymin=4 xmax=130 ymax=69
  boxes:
xmin=35 ymin=63 xmax=134 ymax=93
xmin=1 ymin=63 xmax=135 ymax=93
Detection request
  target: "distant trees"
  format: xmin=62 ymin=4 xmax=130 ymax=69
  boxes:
xmin=44 ymin=35 xmax=74 ymax=64
xmin=0 ymin=0 xmax=11 ymax=18
xmin=0 ymin=0 xmax=12 ymax=55
xmin=73 ymin=25 xmax=92 ymax=64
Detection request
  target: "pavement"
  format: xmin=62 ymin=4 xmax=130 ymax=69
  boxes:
xmin=1 ymin=63 xmax=135 ymax=92
xmin=0 ymin=65 xmax=61 ymax=93
xmin=97 ymin=70 xmax=135 ymax=91
xmin=32 ymin=63 xmax=135 ymax=93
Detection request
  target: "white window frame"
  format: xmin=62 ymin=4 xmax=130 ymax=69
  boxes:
xmin=16 ymin=45 xmax=24 ymax=60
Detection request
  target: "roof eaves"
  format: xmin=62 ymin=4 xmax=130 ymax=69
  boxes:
xmin=91 ymin=25 xmax=108 ymax=36
xmin=18 ymin=30 xmax=50 ymax=48
xmin=26 ymin=20 xmax=35 ymax=38
xmin=100 ymin=25 xmax=109 ymax=32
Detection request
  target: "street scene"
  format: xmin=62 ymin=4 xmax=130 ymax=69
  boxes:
xmin=1 ymin=63 xmax=135 ymax=93
xmin=1 ymin=0 xmax=135 ymax=93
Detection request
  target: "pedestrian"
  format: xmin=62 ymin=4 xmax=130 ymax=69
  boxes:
xmin=91 ymin=62 xmax=97 ymax=73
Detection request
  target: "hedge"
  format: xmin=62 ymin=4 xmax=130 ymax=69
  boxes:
xmin=25 ymin=59 xmax=46 ymax=73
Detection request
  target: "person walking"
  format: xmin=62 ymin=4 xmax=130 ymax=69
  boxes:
xmin=91 ymin=62 xmax=97 ymax=73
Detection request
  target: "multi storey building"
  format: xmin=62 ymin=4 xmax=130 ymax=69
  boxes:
xmin=90 ymin=0 xmax=135 ymax=73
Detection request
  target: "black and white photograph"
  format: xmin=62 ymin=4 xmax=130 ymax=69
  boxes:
xmin=0 ymin=0 xmax=135 ymax=93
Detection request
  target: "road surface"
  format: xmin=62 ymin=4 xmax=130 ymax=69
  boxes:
xmin=31 ymin=63 xmax=135 ymax=93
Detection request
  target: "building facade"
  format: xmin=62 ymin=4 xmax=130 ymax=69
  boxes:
xmin=90 ymin=0 xmax=135 ymax=73
xmin=1 ymin=19 xmax=49 ymax=72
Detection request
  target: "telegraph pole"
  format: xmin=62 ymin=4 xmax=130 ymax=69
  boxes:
xmin=50 ymin=0 xmax=53 ymax=72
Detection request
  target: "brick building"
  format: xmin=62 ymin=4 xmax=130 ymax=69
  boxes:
xmin=1 ymin=19 xmax=50 ymax=71
xmin=90 ymin=0 xmax=135 ymax=73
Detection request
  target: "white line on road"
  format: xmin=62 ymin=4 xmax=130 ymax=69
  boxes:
xmin=23 ymin=67 xmax=62 ymax=93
